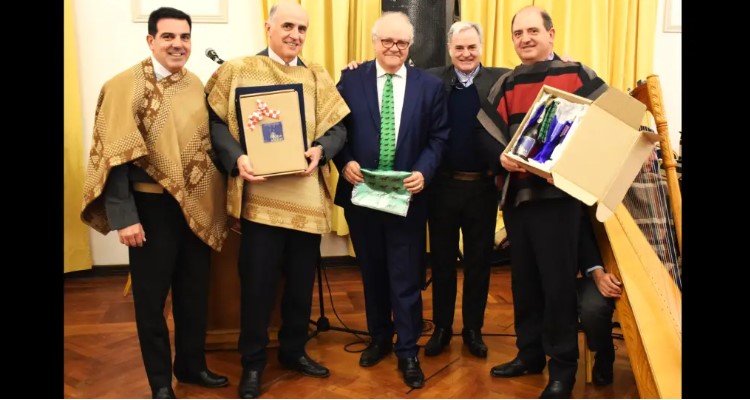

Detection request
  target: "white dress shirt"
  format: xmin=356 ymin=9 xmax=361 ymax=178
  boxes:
xmin=267 ymin=47 xmax=299 ymax=66
xmin=375 ymin=61 xmax=407 ymax=144
xmin=151 ymin=56 xmax=173 ymax=81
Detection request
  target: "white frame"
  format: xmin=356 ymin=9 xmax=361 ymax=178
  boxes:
xmin=663 ymin=0 xmax=681 ymax=33
xmin=132 ymin=0 xmax=228 ymax=23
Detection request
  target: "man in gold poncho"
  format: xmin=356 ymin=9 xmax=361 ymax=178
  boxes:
xmin=80 ymin=7 xmax=229 ymax=399
xmin=204 ymin=2 xmax=350 ymax=398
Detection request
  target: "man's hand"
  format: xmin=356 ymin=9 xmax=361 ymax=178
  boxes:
xmin=297 ymin=145 xmax=323 ymax=176
xmin=500 ymin=153 xmax=527 ymax=173
xmin=118 ymin=223 xmax=146 ymax=247
xmin=591 ymin=269 xmax=622 ymax=298
xmin=343 ymin=161 xmax=364 ymax=184
xmin=345 ymin=60 xmax=362 ymax=70
xmin=237 ymin=155 xmax=267 ymax=182
xmin=403 ymin=171 xmax=425 ymax=194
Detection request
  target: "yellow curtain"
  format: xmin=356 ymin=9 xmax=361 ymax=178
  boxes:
xmin=460 ymin=0 xmax=657 ymax=91
xmin=64 ymin=0 xmax=93 ymax=273
xmin=460 ymin=0 xmax=532 ymax=69
xmin=260 ymin=0 xmax=380 ymax=244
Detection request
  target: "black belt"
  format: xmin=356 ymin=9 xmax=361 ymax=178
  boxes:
xmin=441 ymin=170 xmax=493 ymax=181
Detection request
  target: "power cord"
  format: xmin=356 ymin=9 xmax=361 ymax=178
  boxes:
xmin=320 ymin=265 xmax=370 ymax=353
xmin=316 ymin=266 xmax=625 ymax=352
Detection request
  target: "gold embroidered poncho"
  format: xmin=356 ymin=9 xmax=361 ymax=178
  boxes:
xmin=81 ymin=58 xmax=228 ymax=251
xmin=205 ymin=56 xmax=350 ymax=234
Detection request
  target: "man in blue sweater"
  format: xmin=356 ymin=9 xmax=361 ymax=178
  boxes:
xmin=422 ymin=21 xmax=509 ymax=359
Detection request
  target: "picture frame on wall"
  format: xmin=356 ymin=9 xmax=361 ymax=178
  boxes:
xmin=663 ymin=0 xmax=681 ymax=33
xmin=132 ymin=0 xmax=228 ymax=23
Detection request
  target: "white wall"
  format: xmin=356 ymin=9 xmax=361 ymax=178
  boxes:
xmin=76 ymin=0 xmax=681 ymax=265
xmin=653 ymin=0 xmax=682 ymax=155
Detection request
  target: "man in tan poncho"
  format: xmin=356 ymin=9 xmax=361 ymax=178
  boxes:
xmin=80 ymin=7 xmax=229 ymax=399
xmin=204 ymin=2 xmax=350 ymax=398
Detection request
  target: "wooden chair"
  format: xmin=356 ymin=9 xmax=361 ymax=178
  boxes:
xmin=123 ymin=273 xmax=131 ymax=296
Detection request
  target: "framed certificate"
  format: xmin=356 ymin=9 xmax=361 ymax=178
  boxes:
xmin=235 ymin=84 xmax=308 ymax=177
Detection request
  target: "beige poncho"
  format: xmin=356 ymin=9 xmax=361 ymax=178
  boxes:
xmin=81 ymin=57 xmax=228 ymax=251
xmin=205 ymin=56 xmax=350 ymax=234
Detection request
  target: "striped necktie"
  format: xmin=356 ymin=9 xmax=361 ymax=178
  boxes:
xmin=378 ymin=73 xmax=395 ymax=170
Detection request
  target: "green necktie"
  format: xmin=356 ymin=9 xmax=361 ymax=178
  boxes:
xmin=378 ymin=73 xmax=396 ymax=170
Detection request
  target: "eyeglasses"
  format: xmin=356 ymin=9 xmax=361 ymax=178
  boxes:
xmin=380 ymin=38 xmax=410 ymax=50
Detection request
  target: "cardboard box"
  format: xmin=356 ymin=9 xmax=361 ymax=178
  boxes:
xmin=504 ymin=85 xmax=658 ymax=221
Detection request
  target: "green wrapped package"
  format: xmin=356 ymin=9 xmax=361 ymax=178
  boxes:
xmin=351 ymin=168 xmax=412 ymax=217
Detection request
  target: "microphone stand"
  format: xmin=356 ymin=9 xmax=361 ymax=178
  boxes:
xmin=308 ymin=254 xmax=369 ymax=339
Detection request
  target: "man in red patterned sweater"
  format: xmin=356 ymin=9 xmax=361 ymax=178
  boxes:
xmin=477 ymin=6 xmax=609 ymax=399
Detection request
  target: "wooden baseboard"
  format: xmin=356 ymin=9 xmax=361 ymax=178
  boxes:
xmin=205 ymin=329 xmax=280 ymax=351
xmin=64 ymin=256 xmax=359 ymax=281
xmin=320 ymin=256 xmax=358 ymax=268
xmin=64 ymin=265 xmax=130 ymax=279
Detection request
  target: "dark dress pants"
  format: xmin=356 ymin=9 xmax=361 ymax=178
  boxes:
xmin=577 ymin=277 xmax=615 ymax=360
xmin=503 ymin=196 xmax=581 ymax=384
xmin=129 ymin=191 xmax=211 ymax=389
xmin=427 ymin=175 xmax=498 ymax=330
xmin=237 ymin=219 xmax=321 ymax=369
xmin=345 ymin=206 xmax=425 ymax=359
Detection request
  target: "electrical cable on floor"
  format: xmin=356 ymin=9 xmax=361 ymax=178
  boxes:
xmin=320 ymin=265 xmax=369 ymax=353
xmin=318 ymin=266 xmax=624 ymax=352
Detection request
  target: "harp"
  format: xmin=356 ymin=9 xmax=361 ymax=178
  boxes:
xmin=589 ymin=75 xmax=682 ymax=398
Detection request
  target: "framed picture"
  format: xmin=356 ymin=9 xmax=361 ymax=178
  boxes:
xmin=132 ymin=0 xmax=228 ymax=23
xmin=663 ymin=0 xmax=681 ymax=33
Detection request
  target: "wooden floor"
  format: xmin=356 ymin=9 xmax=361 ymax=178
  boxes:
xmin=64 ymin=265 xmax=638 ymax=399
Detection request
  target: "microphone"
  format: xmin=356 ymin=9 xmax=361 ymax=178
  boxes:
xmin=205 ymin=48 xmax=224 ymax=65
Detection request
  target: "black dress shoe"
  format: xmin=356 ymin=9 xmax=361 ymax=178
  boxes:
xmin=151 ymin=386 xmax=176 ymax=399
xmin=490 ymin=357 xmax=545 ymax=378
xmin=279 ymin=353 xmax=330 ymax=378
xmin=359 ymin=341 xmax=393 ymax=367
xmin=539 ymin=380 xmax=574 ymax=398
xmin=461 ymin=328 xmax=488 ymax=358
xmin=424 ymin=327 xmax=452 ymax=356
xmin=592 ymin=348 xmax=614 ymax=386
xmin=238 ymin=368 xmax=262 ymax=399
xmin=592 ymin=360 xmax=613 ymax=386
xmin=397 ymin=356 xmax=425 ymax=389
xmin=175 ymin=369 xmax=229 ymax=388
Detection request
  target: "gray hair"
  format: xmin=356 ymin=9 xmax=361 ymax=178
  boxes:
xmin=447 ymin=21 xmax=483 ymax=46
xmin=268 ymin=3 xmax=279 ymax=22
xmin=371 ymin=11 xmax=415 ymax=45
